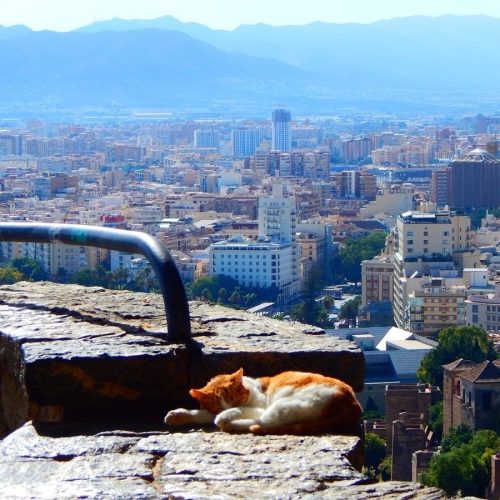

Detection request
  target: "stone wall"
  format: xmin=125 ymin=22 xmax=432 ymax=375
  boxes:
xmin=412 ymin=450 xmax=435 ymax=483
xmin=0 ymin=282 xmax=446 ymax=499
xmin=0 ymin=281 xmax=364 ymax=436
xmin=385 ymin=384 xmax=440 ymax=454
xmin=391 ymin=413 xmax=426 ymax=481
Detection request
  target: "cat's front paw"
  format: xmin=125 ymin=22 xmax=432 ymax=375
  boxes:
xmin=214 ymin=408 xmax=241 ymax=430
xmin=249 ymin=424 xmax=268 ymax=435
xmin=164 ymin=408 xmax=193 ymax=426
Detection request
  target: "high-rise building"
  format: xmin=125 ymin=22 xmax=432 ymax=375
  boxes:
xmin=430 ymin=168 xmax=451 ymax=208
xmin=231 ymin=129 xmax=264 ymax=157
xmin=193 ymin=129 xmax=220 ymax=149
xmin=449 ymin=149 xmax=500 ymax=210
xmin=392 ymin=209 xmax=472 ymax=334
xmin=331 ymin=170 xmax=378 ymax=201
xmin=271 ymin=109 xmax=291 ymax=151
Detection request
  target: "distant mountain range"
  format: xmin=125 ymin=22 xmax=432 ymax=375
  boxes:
xmin=0 ymin=15 xmax=499 ymax=115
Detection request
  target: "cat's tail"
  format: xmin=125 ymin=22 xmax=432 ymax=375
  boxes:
xmin=249 ymin=406 xmax=361 ymax=436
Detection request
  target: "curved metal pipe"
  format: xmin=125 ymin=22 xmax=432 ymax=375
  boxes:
xmin=0 ymin=222 xmax=191 ymax=343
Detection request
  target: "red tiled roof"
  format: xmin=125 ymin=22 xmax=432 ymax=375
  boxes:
xmin=442 ymin=358 xmax=476 ymax=372
xmin=459 ymin=360 xmax=500 ymax=383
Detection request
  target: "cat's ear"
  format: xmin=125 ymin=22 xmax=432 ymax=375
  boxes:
xmin=189 ymin=388 xmax=206 ymax=400
xmin=232 ymin=367 xmax=244 ymax=381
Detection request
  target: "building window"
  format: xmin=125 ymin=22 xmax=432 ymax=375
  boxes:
xmin=483 ymin=392 xmax=492 ymax=410
xmin=472 ymin=305 xmax=478 ymax=313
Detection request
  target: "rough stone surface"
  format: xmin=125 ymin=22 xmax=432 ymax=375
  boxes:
xmin=0 ymin=423 xmax=445 ymax=499
xmin=0 ymin=282 xmax=446 ymax=498
xmin=0 ymin=282 xmax=363 ymax=434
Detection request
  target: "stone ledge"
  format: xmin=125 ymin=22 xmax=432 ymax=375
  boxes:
xmin=0 ymin=282 xmax=363 ymax=434
xmin=0 ymin=422 xmax=445 ymax=499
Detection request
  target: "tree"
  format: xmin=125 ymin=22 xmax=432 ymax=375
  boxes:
xmin=417 ymin=325 xmax=497 ymax=387
xmin=364 ymin=432 xmax=386 ymax=471
xmin=11 ymin=257 xmax=48 ymax=281
xmin=189 ymin=275 xmax=238 ymax=300
xmin=441 ymin=423 xmax=473 ymax=452
xmin=362 ymin=396 xmax=382 ymax=421
xmin=379 ymin=457 xmax=392 ymax=481
xmin=70 ymin=265 xmax=108 ymax=287
xmin=229 ymin=290 xmax=241 ymax=305
xmin=322 ymin=295 xmax=335 ymax=312
xmin=428 ymin=402 xmax=443 ymax=442
xmin=0 ymin=266 xmax=24 ymax=285
xmin=334 ymin=232 xmax=387 ymax=283
xmin=217 ymin=287 xmax=228 ymax=304
xmin=201 ymin=288 xmax=213 ymax=303
xmin=188 ymin=275 xmax=279 ymax=310
xmin=338 ymin=296 xmax=361 ymax=326
xmin=53 ymin=266 xmax=68 ymax=284
xmin=421 ymin=429 xmax=500 ymax=497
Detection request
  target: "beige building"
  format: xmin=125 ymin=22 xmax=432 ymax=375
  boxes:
xmin=1 ymin=240 xmax=89 ymax=276
xmin=359 ymin=188 xmax=414 ymax=219
xmin=361 ymin=255 xmax=394 ymax=306
xmin=393 ymin=209 xmax=471 ymax=333
xmin=471 ymin=213 xmax=500 ymax=247
xmin=466 ymin=282 xmax=500 ymax=333
xmin=395 ymin=210 xmax=470 ymax=260
xmin=407 ymin=278 xmax=466 ymax=336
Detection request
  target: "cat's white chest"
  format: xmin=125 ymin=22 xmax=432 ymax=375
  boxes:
xmin=242 ymin=376 xmax=267 ymax=408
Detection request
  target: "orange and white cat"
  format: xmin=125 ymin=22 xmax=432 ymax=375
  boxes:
xmin=165 ymin=368 xmax=361 ymax=435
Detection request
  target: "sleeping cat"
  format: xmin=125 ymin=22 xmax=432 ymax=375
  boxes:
xmin=164 ymin=368 xmax=361 ymax=435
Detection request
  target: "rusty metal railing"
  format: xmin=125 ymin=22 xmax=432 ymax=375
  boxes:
xmin=0 ymin=223 xmax=191 ymax=343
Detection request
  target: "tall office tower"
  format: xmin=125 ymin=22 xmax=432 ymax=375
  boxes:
xmin=449 ymin=149 xmax=500 ymax=210
xmin=231 ymin=129 xmax=263 ymax=157
xmin=193 ymin=129 xmax=220 ymax=149
xmin=271 ymin=108 xmax=291 ymax=151
xmin=430 ymin=168 xmax=451 ymax=208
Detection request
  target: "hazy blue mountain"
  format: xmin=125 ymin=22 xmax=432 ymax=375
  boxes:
xmin=77 ymin=15 xmax=219 ymax=42
xmin=0 ymin=16 xmax=499 ymax=114
xmin=0 ymin=24 xmax=32 ymax=39
xmin=0 ymin=29 xmax=310 ymax=109
xmin=77 ymin=15 xmax=500 ymax=90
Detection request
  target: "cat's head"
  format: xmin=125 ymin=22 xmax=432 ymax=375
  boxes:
xmin=189 ymin=368 xmax=250 ymax=414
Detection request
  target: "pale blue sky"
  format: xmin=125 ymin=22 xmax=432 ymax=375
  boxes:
xmin=1 ymin=0 xmax=499 ymax=31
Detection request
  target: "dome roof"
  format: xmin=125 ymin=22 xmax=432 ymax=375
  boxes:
xmin=460 ymin=148 xmax=497 ymax=162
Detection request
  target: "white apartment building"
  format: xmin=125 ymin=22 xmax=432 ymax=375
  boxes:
xmin=209 ymin=183 xmax=301 ymax=301
xmin=209 ymin=236 xmax=300 ymax=299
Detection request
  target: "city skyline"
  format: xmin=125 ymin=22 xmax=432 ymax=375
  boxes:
xmin=1 ymin=0 xmax=499 ymax=32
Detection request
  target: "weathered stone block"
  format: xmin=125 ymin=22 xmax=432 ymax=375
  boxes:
xmin=0 ymin=422 xmax=445 ymax=499
xmin=189 ymin=302 xmax=364 ymax=391
xmin=0 ymin=282 xmax=364 ymax=434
